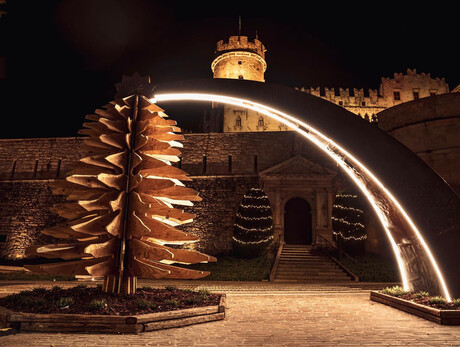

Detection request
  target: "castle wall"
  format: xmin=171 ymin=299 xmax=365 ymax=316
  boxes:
xmin=0 ymin=132 xmax=343 ymax=259
xmin=377 ymin=93 xmax=460 ymax=195
xmin=298 ymin=69 xmax=450 ymax=122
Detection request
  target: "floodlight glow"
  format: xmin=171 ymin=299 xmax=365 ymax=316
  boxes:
xmin=151 ymin=92 xmax=452 ymax=301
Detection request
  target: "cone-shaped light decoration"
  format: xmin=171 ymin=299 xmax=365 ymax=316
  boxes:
xmin=25 ymin=75 xmax=216 ymax=294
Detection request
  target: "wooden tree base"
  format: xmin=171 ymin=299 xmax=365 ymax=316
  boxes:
xmin=102 ymin=275 xmax=137 ymax=294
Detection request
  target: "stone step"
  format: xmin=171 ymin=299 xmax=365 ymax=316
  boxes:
xmin=276 ymin=266 xmax=340 ymax=271
xmin=274 ymin=275 xmax=350 ymax=281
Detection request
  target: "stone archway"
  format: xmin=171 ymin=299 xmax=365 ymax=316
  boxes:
xmin=152 ymin=78 xmax=460 ymax=299
xmin=284 ymin=198 xmax=312 ymax=245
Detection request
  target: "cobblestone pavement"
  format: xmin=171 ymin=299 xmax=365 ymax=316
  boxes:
xmin=1 ymin=280 xmax=459 ymax=346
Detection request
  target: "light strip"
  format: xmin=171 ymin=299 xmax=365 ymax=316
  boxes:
xmin=150 ymin=92 xmax=452 ymax=301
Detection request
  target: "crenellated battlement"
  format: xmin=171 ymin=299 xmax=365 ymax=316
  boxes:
xmin=300 ymin=86 xmax=381 ymax=100
xmin=215 ymin=36 xmax=266 ymax=59
xmin=298 ymin=68 xmax=450 ymax=122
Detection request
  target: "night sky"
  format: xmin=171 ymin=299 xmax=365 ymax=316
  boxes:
xmin=1 ymin=1 xmax=458 ymax=138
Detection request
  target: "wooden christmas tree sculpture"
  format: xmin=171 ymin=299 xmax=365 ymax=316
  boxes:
xmin=25 ymin=74 xmax=216 ymax=294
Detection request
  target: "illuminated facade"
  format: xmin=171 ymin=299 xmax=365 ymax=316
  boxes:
xmin=300 ymin=69 xmax=450 ymax=121
xmin=206 ymin=34 xmax=451 ymax=130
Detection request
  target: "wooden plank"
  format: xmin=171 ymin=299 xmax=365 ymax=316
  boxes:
xmin=370 ymin=292 xmax=441 ymax=323
xmin=7 ymin=312 xmax=132 ymax=324
xmin=218 ymin=294 xmax=226 ymax=314
xmin=371 ymin=291 xmax=441 ymax=316
xmin=19 ymin=321 xmax=142 ymax=334
xmin=137 ymin=305 xmax=219 ymax=323
xmin=143 ymin=312 xmax=225 ymax=332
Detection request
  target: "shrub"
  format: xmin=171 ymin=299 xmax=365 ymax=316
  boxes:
xmin=135 ymin=298 xmax=157 ymax=310
xmin=233 ymin=188 xmax=274 ymax=258
xmin=382 ymin=285 xmax=408 ymax=297
xmin=56 ymin=297 xmax=74 ymax=308
xmin=88 ymin=298 xmax=107 ymax=310
xmin=429 ymin=296 xmax=447 ymax=305
xmin=165 ymin=285 xmax=177 ymax=291
xmin=452 ymin=298 xmax=460 ymax=307
xmin=163 ymin=299 xmax=180 ymax=307
xmin=414 ymin=291 xmax=429 ymax=299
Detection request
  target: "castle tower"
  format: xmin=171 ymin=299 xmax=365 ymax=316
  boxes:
xmin=211 ymin=35 xmax=267 ymax=82
xmin=203 ymin=34 xmax=288 ymax=132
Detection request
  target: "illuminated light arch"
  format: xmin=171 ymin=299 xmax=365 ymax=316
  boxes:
xmin=151 ymin=79 xmax=460 ymax=300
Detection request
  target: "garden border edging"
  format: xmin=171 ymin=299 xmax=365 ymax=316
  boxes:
xmin=370 ymin=291 xmax=459 ymax=325
xmin=0 ymin=293 xmax=226 ymax=333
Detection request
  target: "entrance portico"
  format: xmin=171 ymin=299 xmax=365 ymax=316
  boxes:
xmin=259 ymin=155 xmax=342 ymax=246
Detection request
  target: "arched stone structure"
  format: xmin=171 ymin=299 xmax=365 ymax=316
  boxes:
xmin=152 ymin=78 xmax=460 ymax=300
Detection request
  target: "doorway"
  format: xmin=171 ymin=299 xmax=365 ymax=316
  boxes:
xmin=284 ymin=198 xmax=312 ymax=244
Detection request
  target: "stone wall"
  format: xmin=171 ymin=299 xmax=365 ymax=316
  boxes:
xmin=0 ymin=181 xmax=65 ymax=258
xmin=378 ymin=93 xmax=460 ymax=195
xmin=0 ymin=131 xmax=342 ymax=259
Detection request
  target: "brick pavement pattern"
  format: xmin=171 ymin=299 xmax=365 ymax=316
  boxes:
xmin=1 ymin=281 xmax=459 ymax=346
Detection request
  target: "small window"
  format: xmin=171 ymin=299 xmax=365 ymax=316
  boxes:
xmin=238 ymin=75 xmax=244 ymax=80
xmin=430 ymin=91 xmax=437 ymax=97
xmin=394 ymin=91 xmax=401 ymax=101
xmin=238 ymin=61 xmax=242 ymax=65
xmin=202 ymin=156 xmax=207 ymax=174
xmin=228 ymin=155 xmax=232 ymax=173
xmin=235 ymin=116 xmax=241 ymax=127
xmin=362 ymin=101 xmax=366 ymax=106
xmin=413 ymin=91 xmax=419 ymax=99
xmin=0 ymin=234 xmax=7 ymax=243
xmin=338 ymin=101 xmax=343 ymax=106
xmin=258 ymin=117 xmax=264 ymax=127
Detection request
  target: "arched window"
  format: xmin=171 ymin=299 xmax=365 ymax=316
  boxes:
xmin=364 ymin=114 xmax=370 ymax=121
xmin=258 ymin=116 xmax=264 ymax=127
xmin=235 ymin=115 xmax=241 ymax=127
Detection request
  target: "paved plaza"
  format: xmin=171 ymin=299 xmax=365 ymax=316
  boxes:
xmin=0 ymin=280 xmax=459 ymax=346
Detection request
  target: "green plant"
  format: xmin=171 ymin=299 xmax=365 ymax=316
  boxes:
xmin=163 ymin=299 xmax=180 ymax=307
xmin=32 ymin=287 xmax=47 ymax=294
xmin=165 ymin=285 xmax=177 ymax=291
xmin=233 ymin=188 xmax=274 ymax=258
xmin=452 ymin=298 xmax=460 ymax=307
xmin=414 ymin=291 xmax=429 ymax=299
xmin=141 ymin=285 xmax=153 ymax=290
xmin=382 ymin=285 xmax=408 ymax=297
xmin=185 ymin=297 xmax=202 ymax=305
xmin=429 ymin=296 xmax=447 ymax=305
xmin=135 ymin=298 xmax=157 ymax=310
xmin=16 ymin=295 xmax=46 ymax=307
xmin=88 ymin=298 xmax=107 ymax=310
xmin=56 ymin=297 xmax=74 ymax=308
xmin=51 ymin=285 xmax=62 ymax=291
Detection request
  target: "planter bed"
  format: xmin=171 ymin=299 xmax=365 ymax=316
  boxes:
xmin=0 ymin=294 xmax=225 ymax=333
xmin=370 ymin=291 xmax=459 ymax=325
xmin=0 ymin=294 xmax=226 ymax=333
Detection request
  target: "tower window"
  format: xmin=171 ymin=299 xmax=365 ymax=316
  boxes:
xmin=258 ymin=117 xmax=264 ymax=127
xmin=235 ymin=116 xmax=241 ymax=127
xmin=393 ymin=91 xmax=401 ymax=101
xmin=238 ymin=75 xmax=244 ymax=80
xmin=413 ymin=91 xmax=419 ymax=99
xmin=361 ymin=101 xmax=366 ymax=106
xmin=238 ymin=61 xmax=242 ymax=65
xmin=338 ymin=101 xmax=343 ymax=106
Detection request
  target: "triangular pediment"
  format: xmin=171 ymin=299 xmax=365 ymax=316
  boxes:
xmin=259 ymin=155 xmax=336 ymax=177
